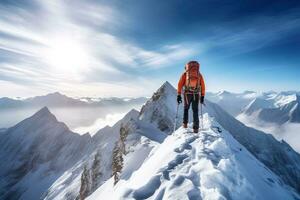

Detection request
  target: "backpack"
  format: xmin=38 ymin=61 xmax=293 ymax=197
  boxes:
xmin=185 ymin=61 xmax=201 ymax=93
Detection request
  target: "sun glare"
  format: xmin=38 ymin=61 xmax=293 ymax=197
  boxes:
xmin=43 ymin=36 xmax=89 ymax=75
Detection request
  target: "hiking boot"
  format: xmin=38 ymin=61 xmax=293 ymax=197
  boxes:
xmin=193 ymin=129 xmax=199 ymax=133
xmin=182 ymin=123 xmax=188 ymax=128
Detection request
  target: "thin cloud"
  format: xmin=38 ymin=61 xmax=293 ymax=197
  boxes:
xmin=207 ymin=10 xmax=300 ymax=57
xmin=0 ymin=0 xmax=195 ymax=97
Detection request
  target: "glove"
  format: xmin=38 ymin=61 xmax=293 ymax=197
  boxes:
xmin=200 ymin=96 xmax=205 ymax=104
xmin=177 ymin=95 xmax=182 ymax=104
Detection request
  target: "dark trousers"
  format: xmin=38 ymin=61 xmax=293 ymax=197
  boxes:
xmin=183 ymin=93 xmax=199 ymax=129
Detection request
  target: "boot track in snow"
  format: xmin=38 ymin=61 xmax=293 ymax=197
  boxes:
xmin=88 ymin=114 xmax=300 ymax=200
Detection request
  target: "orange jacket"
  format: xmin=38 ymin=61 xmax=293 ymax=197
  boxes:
xmin=177 ymin=72 xmax=205 ymax=96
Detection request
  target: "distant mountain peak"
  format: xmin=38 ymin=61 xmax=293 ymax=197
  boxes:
xmin=217 ymin=90 xmax=232 ymax=96
xmin=50 ymin=91 xmax=62 ymax=95
xmin=244 ymin=97 xmax=274 ymax=114
xmin=28 ymin=106 xmax=58 ymax=124
xmin=149 ymin=81 xmax=176 ymax=103
xmin=44 ymin=92 xmax=70 ymax=99
xmin=160 ymin=81 xmax=175 ymax=92
xmin=34 ymin=106 xmax=52 ymax=116
xmin=47 ymin=91 xmax=64 ymax=96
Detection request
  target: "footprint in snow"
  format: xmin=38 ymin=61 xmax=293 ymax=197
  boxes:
xmin=174 ymin=135 xmax=198 ymax=153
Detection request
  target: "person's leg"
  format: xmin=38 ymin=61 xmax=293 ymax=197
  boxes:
xmin=183 ymin=94 xmax=192 ymax=126
xmin=192 ymin=94 xmax=199 ymax=130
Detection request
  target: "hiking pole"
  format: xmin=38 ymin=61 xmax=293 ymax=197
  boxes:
xmin=200 ymin=103 xmax=204 ymax=130
xmin=174 ymin=103 xmax=179 ymax=132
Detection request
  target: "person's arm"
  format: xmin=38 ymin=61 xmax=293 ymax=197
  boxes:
xmin=199 ymin=74 xmax=205 ymax=104
xmin=200 ymin=73 xmax=205 ymax=97
xmin=177 ymin=73 xmax=186 ymax=95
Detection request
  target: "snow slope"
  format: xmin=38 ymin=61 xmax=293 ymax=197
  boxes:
xmin=0 ymin=107 xmax=93 ymax=200
xmin=87 ymin=115 xmax=299 ymax=200
xmin=138 ymin=82 xmax=300 ymax=194
xmin=205 ymin=101 xmax=300 ymax=193
xmin=41 ymin=84 xmax=175 ymax=200
xmin=43 ymin=109 xmax=168 ymax=200
xmin=2 ymin=82 xmax=300 ymax=200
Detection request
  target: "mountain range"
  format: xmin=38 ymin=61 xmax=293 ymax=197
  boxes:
xmin=239 ymin=93 xmax=300 ymax=124
xmin=0 ymin=82 xmax=300 ymax=199
xmin=0 ymin=93 xmax=148 ymax=131
xmin=0 ymin=92 xmax=147 ymax=109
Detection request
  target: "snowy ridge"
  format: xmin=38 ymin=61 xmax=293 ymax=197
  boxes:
xmin=136 ymin=82 xmax=300 ymax=195
xmin=88 ymin=115 xmax=299 ymax=200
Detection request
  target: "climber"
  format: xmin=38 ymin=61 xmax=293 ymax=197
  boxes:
xmin=177 ymin=60 xmax=206 ymax=133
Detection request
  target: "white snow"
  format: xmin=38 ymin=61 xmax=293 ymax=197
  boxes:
xmin=43 ymin=108 xmax=167 ymax=200
xmin=87 ymin=114 xmax=299 ymax=200
xmin=1 ymin=82 xmax=300 ymax=200
xmin=0 ymin=107 xmax=93 ymax=200
xmin=273 ymin=94 xmax=298 ymax=107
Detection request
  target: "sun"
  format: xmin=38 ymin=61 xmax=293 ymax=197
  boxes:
xmin=43 ymin=36 xmax=89 ymax=75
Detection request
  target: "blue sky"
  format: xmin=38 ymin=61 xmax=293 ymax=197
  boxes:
xmin=0 ymin=0 xmax=299 ymax=97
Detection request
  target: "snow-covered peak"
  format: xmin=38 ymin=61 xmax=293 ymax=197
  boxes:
xmin=161 ymin=81 xmax=175 ymax=91
xmin=151 ymin=81 xmax=177 ymax=102
xmin=24 ymin=92 xmax=86 ymax=107
xmin=243 ymin=97 xmax=274 ymax=114
xmin=240 ymin=92 xmax=300 ymax=124
xmin=273 ymin=93 xmax=298 ymax=107
xmin=217 ymin=90 xmax=231 ymax=95
xmin=139 ymin=82 xmax=178 ymax=133
xmin=25 ymin=91 xmax=65 ymax=101
xmin=0 ymin=107 xmax=92 ymax=200
xmin=216 ymin=90 xmax=234 ymax=98
xmin=31 ymin=106 xmax=56 ymax=119
xmin=87 ymin=115 xmax=299 ymax=200
xmin=5 ymin=106 xmax=68 ymax=139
